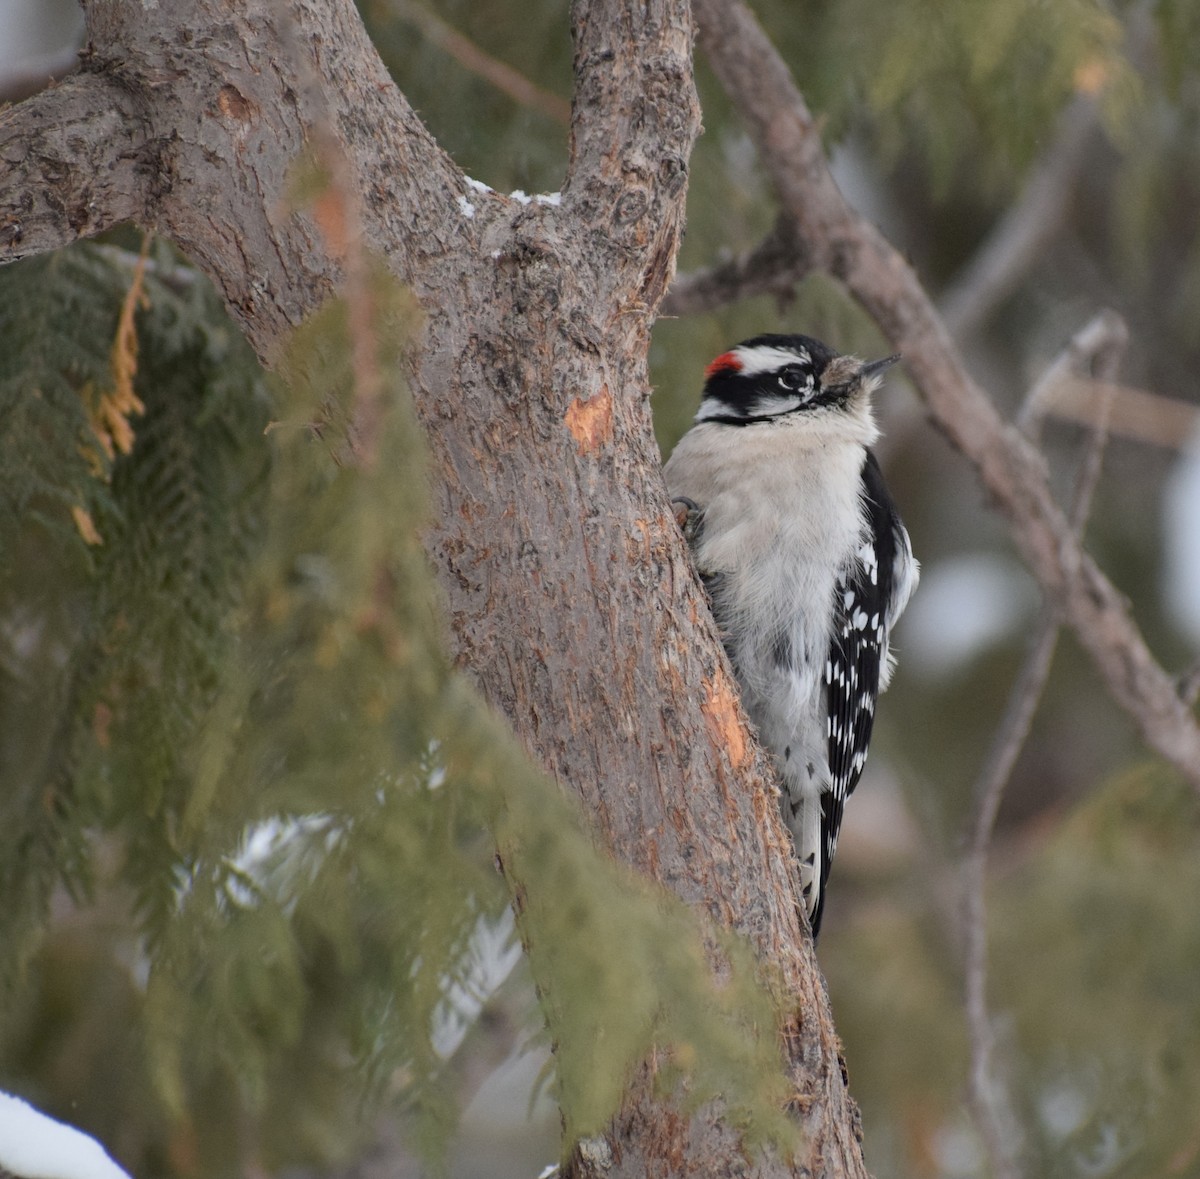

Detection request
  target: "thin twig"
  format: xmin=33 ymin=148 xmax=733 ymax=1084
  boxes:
xmin=664 ymin=215 xmax=810 ymax=316
xmin=1017 ymin=312 xmax=1195 ymax=456
xmin=940 ymin=0 xmax=1155 ymax=338
xmin=1017 ymin=310 xmax=1127 ymax=441
xmin=1039 ymin=378 xmax=1200 ymax=453
xmin=962 ymin=611 xmax=1057 ymax=1179
xmin=960 ymin=314 xmax=1127 ymax=1179
xmin=1065 ymin=321 xmax=1127 ymax=529
xmin=386 ymin=0 xmax=571 ymax=126
xmin=940 ymin=95 xmax=1100 ymax=339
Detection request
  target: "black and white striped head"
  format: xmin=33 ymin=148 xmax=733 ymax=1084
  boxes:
xmin=695 ymin=333 xmax=899 ymax=427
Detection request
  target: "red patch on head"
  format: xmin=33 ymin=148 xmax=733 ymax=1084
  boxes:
xmin=704 ymin=351 xmax=743 ymax=380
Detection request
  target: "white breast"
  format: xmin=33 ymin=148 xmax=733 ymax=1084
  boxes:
xmin=665 ymin=416 xmax=872 ymax=638
xmin=663 ymin=414 xmax=874 ymax=785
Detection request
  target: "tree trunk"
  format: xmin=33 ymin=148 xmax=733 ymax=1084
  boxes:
xmin=0 ymin=0 xmax=870 ymax=1174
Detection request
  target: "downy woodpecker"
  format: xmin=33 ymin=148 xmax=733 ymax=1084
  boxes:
xmin=664 ymin=334 xmax=918 ymax=937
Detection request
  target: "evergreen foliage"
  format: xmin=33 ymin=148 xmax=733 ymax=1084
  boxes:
xmin=0 ymin=245 xmax=129 ymax=555
xmin=0 ymin=242 xmax=270 ymax=980
xmin=1 ymin=252 xmax=794 ymax=1174
xmin=996 ymin=768 xmax=1200 ymax=1178
xmin=826 ymin=768 xmax=1200 ymax=1178
xmin=814 ymin=0 xmax=1134 ymax=191
xmin=5 ymin=0 xmax=1200 ymax=1175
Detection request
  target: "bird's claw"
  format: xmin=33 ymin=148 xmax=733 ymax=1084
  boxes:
xmin=671 ymin=495 xmax=702 ymax=539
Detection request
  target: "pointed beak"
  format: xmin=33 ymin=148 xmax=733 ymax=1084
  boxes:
xmin=859 ymin=353 xmax=902 ymax=381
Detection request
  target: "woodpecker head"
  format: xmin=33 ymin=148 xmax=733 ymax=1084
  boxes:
xmin=695 ymin=333 xmax=900 ymax=427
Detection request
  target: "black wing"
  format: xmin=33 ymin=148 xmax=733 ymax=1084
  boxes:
xmin=814 ymin=450 xmax=901 ymax=935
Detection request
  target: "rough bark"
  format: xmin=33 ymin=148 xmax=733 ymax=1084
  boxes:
xmin=0 ymin=1 xmax=868 ymax=1176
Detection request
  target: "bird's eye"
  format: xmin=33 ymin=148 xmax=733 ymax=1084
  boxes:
xmin=777 ymin=366 xmax=810 ymax=393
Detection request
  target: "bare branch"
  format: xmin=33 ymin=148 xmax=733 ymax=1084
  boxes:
xmin=961 ymin=316 xmax=1127 ymax=1179
xmin=672 ymin=6 xmax=1147 ymax=330
xmin=1020 ymin=312 xmax=1196 ymax=453
xmin=1018 ymin=310 xmax=1128 ymax=440
xmin=0 ymin=72 xmax=150 ymax=262
xmin=667 ymin=91 xmax=1098 ymax=327
xmin=963 ymin=610 xmax=1056 ymax=1179
xmin=940 ymin=95 xmax=1100 ymax=338
xmin=1041 ymin=378 xmax=1200 ymax=452
xmin=1064 ymin=320 xmax=1127 ymax=527
xmin=691 ymin=0 xmax=1200 ymax=790
xmin=388 ymin=0 xmax=571 ymax=126
xmin=663 ymin=215 xmax=810 ymax=316
xmin=944 ymin=0 xmax=1158 ymax=337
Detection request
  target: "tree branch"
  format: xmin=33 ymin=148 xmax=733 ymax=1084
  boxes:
xmin=1036 ymin=378 xmax=1200 ymax=452
xmin=662 ymin=214 xmax=811 ymax=316
xmin=668 ymin=25 xmax=1107 ymax=327
xmin=1018 ymin=310 xmax=1127 ymax=439
xmin=389 ymin=0 xmax=571 ymax=125
xmin=961 ymin=312 xmax=1127 ymax=1179
xmin=941 ymin=0 xmax=1158 ymax=337
xmin=939 ymin=94 xmax=1100 ymax=338
xmin=692 ymin=0 xmax=1200 ymax=790
xmin=2 ymin=0 xmax=475 ymax=354
xmin=0 ymin=71 xmax=149 ymax=262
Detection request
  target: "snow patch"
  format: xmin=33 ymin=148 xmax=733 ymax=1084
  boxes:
xmin=1165 ymin=433 xmax=1200 ymax=644
xmin=457 ymin=194 xmax=476 ymax=220
xmin=0 ymin=1092 xmax=131 ymax=1179
xmin=431 ymin=911 xmax=522 ymax=1059
xmin=506 ymin=190 xmax=560 ymax=207
xmin=901 ymin=554 xmax=1037 ymax=676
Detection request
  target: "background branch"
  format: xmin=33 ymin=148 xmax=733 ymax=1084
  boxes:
xmin=387 ymin=0 xmax=571 ymax=125
xmin=939 ymin=94 xmax=1100 ymax=338
xmin=1039 ymin=378 xmax=1200 ymax=452
xmin=963 ymin=612 xmax=1056 ymax=1179
xmin=961 ymin=312 xmax=1127 ymax=1179
xmin=663 ymin=214 xmax=810 ymax=316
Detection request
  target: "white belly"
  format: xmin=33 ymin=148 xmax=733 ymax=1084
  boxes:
xmin=664 ymin=419 xmax=870 ymax=794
